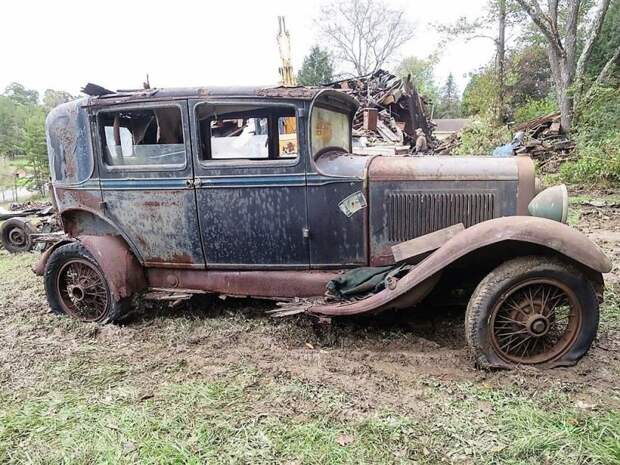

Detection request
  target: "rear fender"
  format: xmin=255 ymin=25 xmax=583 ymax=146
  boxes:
xmin=33 ymin=234 xmax=146 ymax=301
xmin=309 ymin=216 xmax=611 ymax=316
xmin=79 ymin=235 xmax=146 ymax=301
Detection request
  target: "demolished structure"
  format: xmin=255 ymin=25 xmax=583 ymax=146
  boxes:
xmin=326 ymin=70 xmax=434 ymax=153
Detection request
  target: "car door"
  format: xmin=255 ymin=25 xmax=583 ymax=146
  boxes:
xmin=95 ymin=100 xmax=205 ymax=268
xmin=190 ymin=99 xmax=308 ymax=269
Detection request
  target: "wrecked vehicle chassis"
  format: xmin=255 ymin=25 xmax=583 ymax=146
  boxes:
xmin=37 ymin=85 xmax=611 ymax=369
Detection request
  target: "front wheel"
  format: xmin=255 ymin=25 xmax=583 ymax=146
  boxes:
xmin=44 ymin=242 xmax=127 ymax=323
xmin=466 ymin=256 xmax=600 ymax=369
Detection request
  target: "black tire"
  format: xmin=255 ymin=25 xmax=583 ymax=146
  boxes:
xmin=465 ymin=256 xmax=599 ymax=369
xmin=1 ymin=218 xmax=35 ymax=253
xmin=44 ymin=242 xmax=128 ymax=324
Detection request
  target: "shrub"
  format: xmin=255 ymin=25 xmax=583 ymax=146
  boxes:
xmin=453 ymin=116 xmax=511 ymax=155
xmin=513 ymin=97 xmax=558 ymax=124
xmin=559 ymin=86 xmax=620 ymax=186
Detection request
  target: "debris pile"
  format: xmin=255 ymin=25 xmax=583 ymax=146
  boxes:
xmin=434 ymin=112 xmax=576 ymax=172
xmin=512 ymin=112 xmax=575 ymax=172
xmin=327 ymin=70 xmax=434 ymax=148
xmin=435 ymin=132 xmax=462 ymax=154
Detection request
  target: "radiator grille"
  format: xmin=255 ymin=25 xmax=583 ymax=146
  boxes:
xmin=387 ymin=192 xmax=496 ymax=242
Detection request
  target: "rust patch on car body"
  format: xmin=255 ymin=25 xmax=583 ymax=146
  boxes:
xmin=146 ymin=268 xmax=340 ymax=299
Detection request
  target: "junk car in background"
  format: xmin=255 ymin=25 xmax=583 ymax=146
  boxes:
xmin=36 ymin=84 xmax=611 ymax=369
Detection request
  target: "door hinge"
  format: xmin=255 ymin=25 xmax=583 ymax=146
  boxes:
xmin=185 ymin=178 xmax=202 ymax=188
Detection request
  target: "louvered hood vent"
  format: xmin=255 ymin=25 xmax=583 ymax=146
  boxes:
xmin=386 ymin=192 xmax=496 ymax=242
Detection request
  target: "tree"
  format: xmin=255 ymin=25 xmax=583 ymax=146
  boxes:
xmin=21 ymin=108 xmax=48 ymax=194
xmin=437 ymin=73 xmax=462 ymax=118
xmin=43 ymin=89 xmax=74 ymax=111
xmin=435 ymin=1 xmax=526 ymax=122
xmin=514 ymin=0 xmax=616 ymax=132
xmin=395 ymin=56 xmax=439 ymax=102
xmin=4 ymin=82 xmax=39 ymax=105
xmin=297 ymin=46 xmax=334 ymax=86
xmin=316 ymin=0 xmax=415 ymax=76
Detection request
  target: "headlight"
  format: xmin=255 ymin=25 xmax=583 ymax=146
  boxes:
xmin=528 ymin=184 xmax=568 ymax=223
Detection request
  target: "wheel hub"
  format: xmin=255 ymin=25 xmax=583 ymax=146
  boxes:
xmin=526 ymin=315 xmax=549 ymax=336
xmin=8 ymin=228 xmax=26 ymax=246
xmin=68 ymin=285 xmax=85 ymax=302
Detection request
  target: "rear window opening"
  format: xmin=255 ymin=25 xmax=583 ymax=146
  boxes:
xmin=99 ymin=106 xmax=185 ymax=167
xmin=195 ymin=103 xmax=298 ymax=162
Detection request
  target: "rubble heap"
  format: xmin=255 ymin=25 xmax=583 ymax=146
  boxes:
xmin=327 ymin=70 xmax=434 ymax=148
xmin=512 ymin=112 xmax=575 ymax=172
xmin=435 ymin=112 xmax=575 ymax=172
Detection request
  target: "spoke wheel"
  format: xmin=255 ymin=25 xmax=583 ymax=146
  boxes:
xmin=490 ymin=278 xmax=582 ymax=365
xmin=56 ymin=258 xmax=109 ymax=322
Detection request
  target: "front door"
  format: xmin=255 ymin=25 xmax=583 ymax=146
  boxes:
xmin=95 ymin=101 xmax=204 ymax=268
xmin=190 ymin=99 xmax=308 ymax=268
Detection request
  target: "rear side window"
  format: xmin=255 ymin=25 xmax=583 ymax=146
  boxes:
xmin=99 ymin=107 xmax=185 ymax=167
xmin=195 ymin=103 xmax=298 ymax=162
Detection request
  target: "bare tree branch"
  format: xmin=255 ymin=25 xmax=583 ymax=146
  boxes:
xmin=316 ymin=0 xmax=414 ymax=76
xmin=594 ymin=44 xmax=620 ymax=86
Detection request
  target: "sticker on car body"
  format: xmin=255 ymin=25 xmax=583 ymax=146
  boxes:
xmin=338 ymin=191 xmax=367 ymax=217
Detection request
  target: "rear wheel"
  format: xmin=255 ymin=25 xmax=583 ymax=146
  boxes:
xmin=44 ymin=242 xmax=127 ymax=323
xmin=466 ymin=256 xmax=599 ymax=369
xmin=1 ymin=218 xmax=35 ymax=253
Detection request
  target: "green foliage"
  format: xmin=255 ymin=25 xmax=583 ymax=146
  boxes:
xmin=585 ymin=0 xmax=620 ymax=81
xmin=505 ymin=44 xmax=553 ymax=108
xmin=0 ymin=82 xmax=66 ymax=194
xmin=42 ymin=89 xmax=74 ymax=111
xmin=462 ymin=67 xmax=497 ymax=117
xmin=513 ymin=97 xmax=558 ymax=123
xmin=454 ymin=115 xmax=511 ymax=155
xmin=560 ymin=86 xmax=620 ymax=185
xmin=3 ymin=82 xmax=39 ymax=105
xmin=395 ymin=55 xmax=439 ymax=102
xmin=436 ymin=73 xmax=462 ymax=118
xmin=297 ymin=46 xmax=334 ymax=86
xmin=21 ymin=108 xmax=49 ymax=193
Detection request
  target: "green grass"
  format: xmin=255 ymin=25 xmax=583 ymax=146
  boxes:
xmin=1 ymin=370 xmax=618 ymax=464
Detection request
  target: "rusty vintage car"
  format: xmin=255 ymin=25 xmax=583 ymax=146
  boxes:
xmin=37 ymin=85 xmax=611 ymax=369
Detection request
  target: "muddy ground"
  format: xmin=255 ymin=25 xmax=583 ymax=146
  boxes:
xmin=0 ymin=191 xmax=618 ymax=464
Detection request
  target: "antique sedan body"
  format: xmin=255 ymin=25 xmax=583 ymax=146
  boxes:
xmin=37 ymin=85 xmax=611 ymax=368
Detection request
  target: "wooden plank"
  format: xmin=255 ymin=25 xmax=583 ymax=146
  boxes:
xmin=391 ymin=223 xmax=465 ymax=263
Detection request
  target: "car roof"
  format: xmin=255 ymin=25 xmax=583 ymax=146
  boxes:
xmin=84 ymin=85 xmax=324 ymax=107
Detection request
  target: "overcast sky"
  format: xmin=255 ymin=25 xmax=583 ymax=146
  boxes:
xmin=0 ymin=0 xmax=494 ymax=97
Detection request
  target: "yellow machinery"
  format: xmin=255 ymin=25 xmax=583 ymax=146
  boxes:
xmin=277 ymin=16 xmax=297 ymax=154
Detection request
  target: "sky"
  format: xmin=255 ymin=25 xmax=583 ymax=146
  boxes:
xmin=0 ymin=0 xmax=495 ymax=98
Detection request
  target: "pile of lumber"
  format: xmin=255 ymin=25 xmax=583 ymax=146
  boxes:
xmin=512 ymin=112 xmax=575 ymax=172
xmin=327 ymin=70 xmax=433 ymax=147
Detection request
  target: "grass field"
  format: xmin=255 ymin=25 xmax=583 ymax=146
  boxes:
xmin=0 ymin=198 xmax=619 ymax=464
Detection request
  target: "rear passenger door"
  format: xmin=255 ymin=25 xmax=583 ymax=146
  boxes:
xmin=95 ymin=101 xmax=204 ymax=268
xmin=190 ymin=100 xmax=308 ymax=268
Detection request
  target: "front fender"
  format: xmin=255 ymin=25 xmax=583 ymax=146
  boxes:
xmin=309 ymin=216 xmax=611 ymax=316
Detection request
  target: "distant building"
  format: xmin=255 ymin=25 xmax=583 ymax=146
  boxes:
xmin=432 ymin=118 xmax=470 ymax=140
